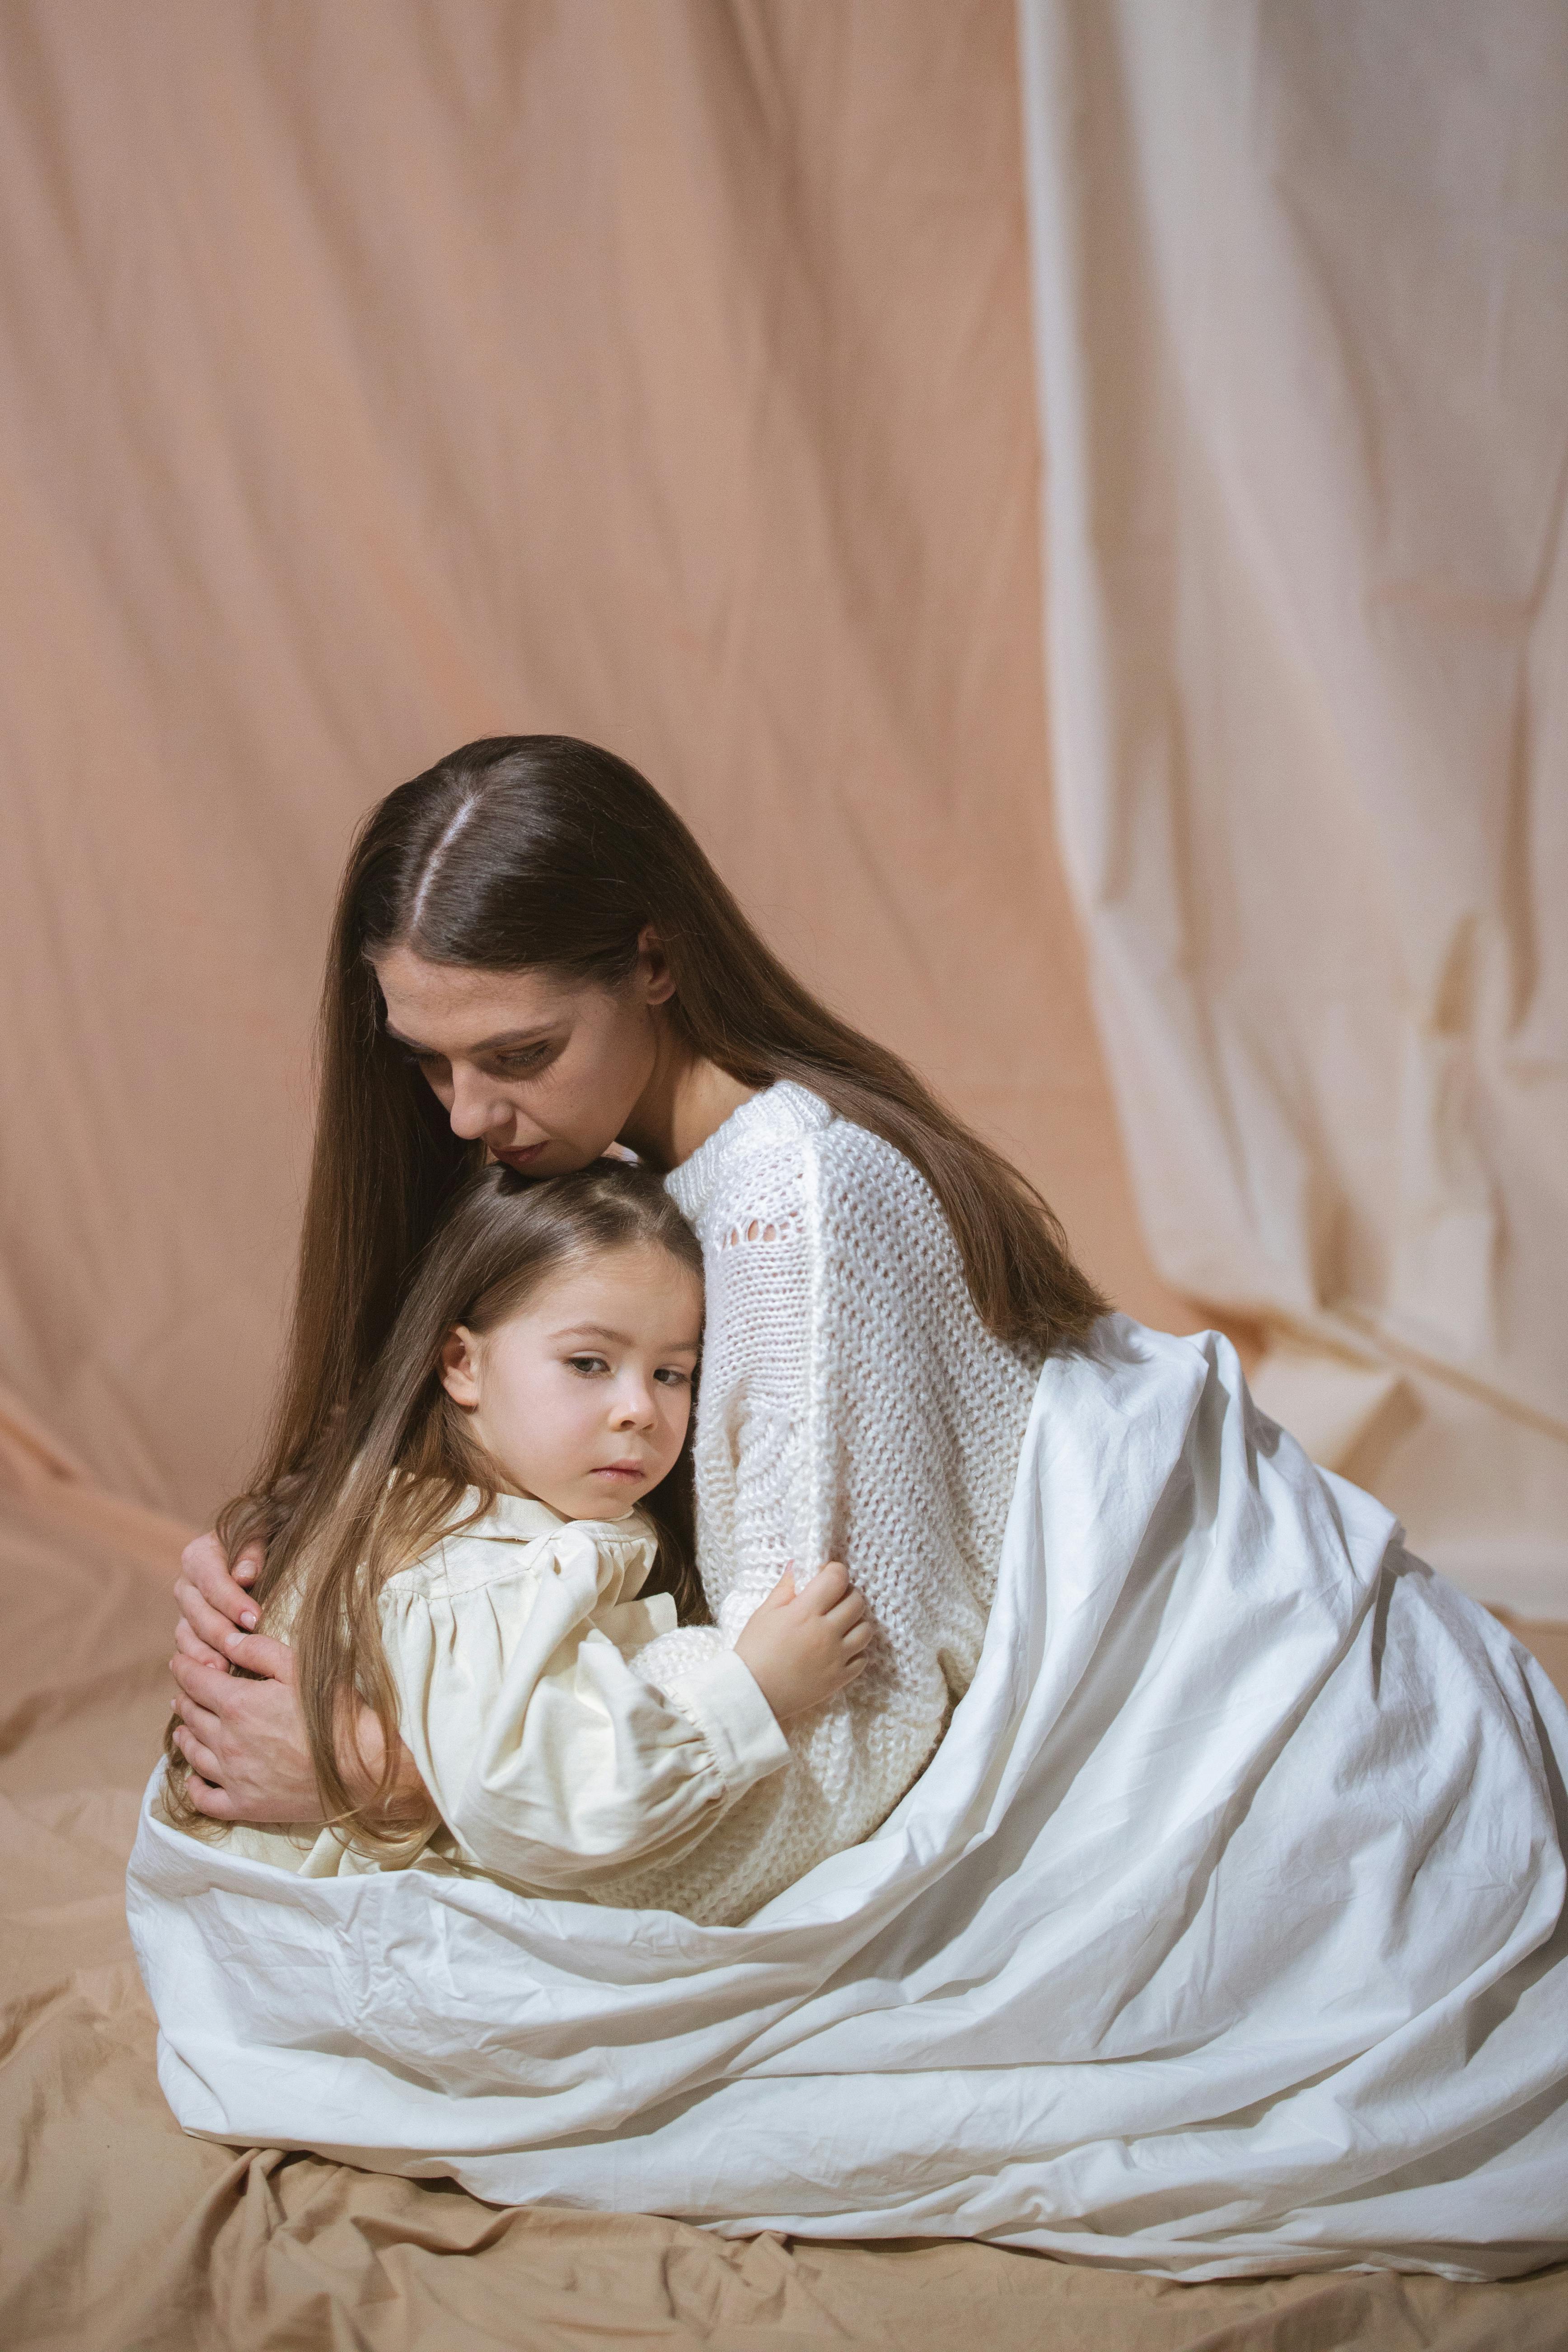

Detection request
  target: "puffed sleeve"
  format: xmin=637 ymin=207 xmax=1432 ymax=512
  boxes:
xmin=380 ymin=1520 xmax=789 ymax=1894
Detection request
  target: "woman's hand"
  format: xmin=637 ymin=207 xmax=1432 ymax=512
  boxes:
xmin=173 ymin=1527 xmax=265 ymax=1664
xmin=169 ymin=1637 xmax=326 ymax=1823
xmin=171 ymin=1529 xmax=426 ymax=1824
xmin=734 ymin=1562 xmax=874 ymax=1723
xmin=171 ymin=1529 xmax=319 ymax=1821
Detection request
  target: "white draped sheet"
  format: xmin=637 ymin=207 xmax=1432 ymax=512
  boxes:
xmin=128 ymin=1322 xmax=1568 ymax=2279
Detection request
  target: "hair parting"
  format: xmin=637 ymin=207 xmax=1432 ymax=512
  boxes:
xmin=268 ymin=736 xmax=1107 ymax=1498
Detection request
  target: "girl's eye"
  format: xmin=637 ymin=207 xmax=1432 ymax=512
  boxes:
xmin=653 ymin=1367 xmax=691 ymax=1388
xmin=566 ymin=1355 xmax=609 ymax=1377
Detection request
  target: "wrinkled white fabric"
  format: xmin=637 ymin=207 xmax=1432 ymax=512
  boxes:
xmin=127 ymin=1319 xmax=1568 ymax=2280
xmin=201 ymin=1496 xmax=788 ymax=1895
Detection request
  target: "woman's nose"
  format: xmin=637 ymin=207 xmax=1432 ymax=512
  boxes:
xmin=446 ymin=1063 xmax=511 ymax=1144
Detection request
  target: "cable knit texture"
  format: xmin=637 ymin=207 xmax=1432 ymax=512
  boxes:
xmin=597 ymin=1081 xmax=1041 ymax=1926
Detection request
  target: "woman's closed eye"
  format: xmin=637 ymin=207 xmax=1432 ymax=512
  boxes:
xmin=479 ymin=1031 xmax=568 ymax=1079
xmin=393 ymin=1042 xmax=555 ymax=1078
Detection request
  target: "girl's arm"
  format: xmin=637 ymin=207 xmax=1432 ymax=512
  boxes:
xmin=386 ymin=1534 xmax=867 ymax=1894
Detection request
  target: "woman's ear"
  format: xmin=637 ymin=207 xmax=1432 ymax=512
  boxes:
xmin=439 ymin=1327 xmax=482 ymax=1410
xmin=636 ymin=923 xmax=677 ymax=1008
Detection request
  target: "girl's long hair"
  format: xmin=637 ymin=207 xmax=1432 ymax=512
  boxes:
xmin=263 ymin=734 xmax=1107 ymax=1511
xmin=163 ymin=1160 xmax=704 ymax=1849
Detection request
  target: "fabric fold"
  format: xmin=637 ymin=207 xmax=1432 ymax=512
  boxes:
xmin=128 ymin=1319 xmax=1568 ymax=2278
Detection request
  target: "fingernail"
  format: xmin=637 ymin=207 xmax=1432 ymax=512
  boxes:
xmin=226 ymin=1630 xmax=245 ymax=1652
xmin=239 ymin=1610 xmax=258 ymax=1631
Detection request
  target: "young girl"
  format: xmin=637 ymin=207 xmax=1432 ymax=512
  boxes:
xmin=162 ymin=1160 xmax=871 ymax=1901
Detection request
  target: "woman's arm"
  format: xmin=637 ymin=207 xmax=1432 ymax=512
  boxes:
xmin=604 ymin=1115 xmax=1034 ymax=1925
xmin=170 ymin=1530 xmax=424 ymax=1823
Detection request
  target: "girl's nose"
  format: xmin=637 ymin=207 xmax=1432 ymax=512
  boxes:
xmin=609 ymin=1379 xmax=658 ymax=1431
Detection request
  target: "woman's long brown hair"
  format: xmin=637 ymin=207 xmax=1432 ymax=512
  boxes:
xmin=262 ymin=734 xmax=1107 ymax=1518
xmin=163 ymin=1160 xmax=705 ymax=1848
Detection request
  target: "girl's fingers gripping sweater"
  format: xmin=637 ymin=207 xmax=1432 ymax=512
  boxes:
xmin=733 ymin=1562 xmax=875 ymax=1722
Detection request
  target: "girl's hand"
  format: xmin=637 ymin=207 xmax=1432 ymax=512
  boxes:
xmin=734 ymin=1562 xmax=874 ymax=1723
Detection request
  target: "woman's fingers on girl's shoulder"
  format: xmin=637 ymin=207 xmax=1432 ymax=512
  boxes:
xmin=183 ymin=1771 xmax=241 ymax=1821
xmin=171 ymin=1724 xmax=224 ymax=1782
xmin=172 ymin=1579 xmax=241 ymax=1655
xmin=173 ymin=1616 xmax=229 ymax=1672
xmin=170 ymin=1651 xmax=242 ymax=1717
xmin=222 ymin=1629 xmax=294 ymax=1681
xmin=171 ymin=1694 xmax=223 ymax=1750
xmin=177 ymin=1530 xmax=262 ymax=1630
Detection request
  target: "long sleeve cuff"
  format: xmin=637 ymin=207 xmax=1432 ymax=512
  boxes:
xmin=662 ymin=1648 xmax=791 ymax=1800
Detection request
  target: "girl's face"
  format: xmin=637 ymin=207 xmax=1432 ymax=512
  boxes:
xmin=372 ymin=940 xmax=674 ymax=1177
xmin=439 ymin=1243 xmax=702 ymax=1522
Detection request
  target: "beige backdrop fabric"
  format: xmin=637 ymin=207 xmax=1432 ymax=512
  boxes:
xmin=1019 ymin=0 xmax=1568 ymax=1610
xmin=4 ymin=10 xmax=1568 ymax=2343
xmin=0 ymin=0 xmax=1186 ymax=1530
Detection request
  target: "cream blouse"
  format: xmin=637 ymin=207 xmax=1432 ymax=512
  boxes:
xmin=215 ymin=1492 xmax=789 ymax=1895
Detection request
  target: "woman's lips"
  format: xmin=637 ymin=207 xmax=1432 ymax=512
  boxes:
xmin=492 ymin=1143 xmax=546 ymax=1170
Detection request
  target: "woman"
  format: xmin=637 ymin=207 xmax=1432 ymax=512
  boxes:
xmin=146 ymin=735 xmax=1568 ymax=2276
xmin=169 ymin=733 xmax=1103 ymax=1919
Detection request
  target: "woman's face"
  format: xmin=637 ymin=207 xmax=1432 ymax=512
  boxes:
xmin=372 ymin=942 xmax=674 ymax=1177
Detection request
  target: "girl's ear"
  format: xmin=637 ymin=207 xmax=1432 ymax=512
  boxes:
xmin=439 ymin=1327 xmax=482 ymax=1410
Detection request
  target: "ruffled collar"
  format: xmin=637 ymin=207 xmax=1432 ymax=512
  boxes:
xmin=447 ymin=1489 xmax=653 ymax=1548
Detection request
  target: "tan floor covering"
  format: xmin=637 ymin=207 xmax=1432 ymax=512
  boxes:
xmin=4 ymin=1473 xmax=1567 ymax=2352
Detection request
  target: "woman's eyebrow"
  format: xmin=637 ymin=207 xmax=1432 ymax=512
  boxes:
xmin=384 ymin=1022 xmax=558 ymax=1055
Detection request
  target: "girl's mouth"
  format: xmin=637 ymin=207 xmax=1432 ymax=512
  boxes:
xmin=592 ymin=1463 xmax=648 ymax=1483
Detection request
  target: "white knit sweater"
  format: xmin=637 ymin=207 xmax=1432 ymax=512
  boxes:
xmin=599 ymin=1082 xmax=1042 ymax=1926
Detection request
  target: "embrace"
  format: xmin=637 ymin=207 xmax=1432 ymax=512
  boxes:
xmin=130 ymin=736 xmax=1568 ymax=2279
